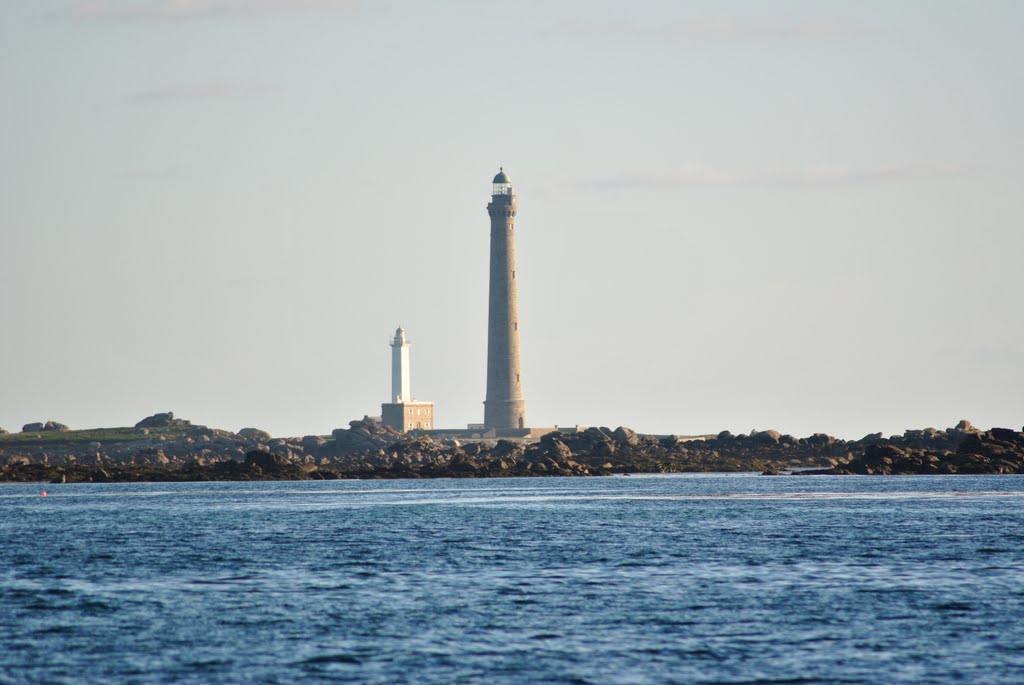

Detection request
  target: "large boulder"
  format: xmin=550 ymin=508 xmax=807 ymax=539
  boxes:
xmin=0 ymin=427 xmax=8 ymax=435
xmin=135 ymin=412 xmax=191 ymax=429
xmin=858 ymin=432 xmax=885 ymax=445
xmin=42 ymin=421 xmax=70 ymax=432
xmin=349 ymin=416 xmax=385 ymax=434
xmin=542 ymin=438 xmax=573 ymax=460
xmin=492 ymin=439 xmax=525 ymax=459
xmin=238 ymin=428 xmax=272 ymax=442
xmin=302 ymin=435 xmax=326 ymax=450
xmin=751 ymin=430 xmax=782 ymax=446
xmin=990 ymin=428 xmax=1024 ymax=445
xmin=612 ymin=426 xmax=640 ymax=446
xmin=805 ymin=433 xmax=837 ymax=447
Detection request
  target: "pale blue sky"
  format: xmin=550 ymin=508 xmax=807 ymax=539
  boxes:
xmin=2 ymin=0 xmax=1022 ymax=438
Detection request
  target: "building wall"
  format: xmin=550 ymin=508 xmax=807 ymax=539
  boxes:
xmin=381 ymin=402 xmax=435 ymax=433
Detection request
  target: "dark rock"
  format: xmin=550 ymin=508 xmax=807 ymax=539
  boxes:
xmin=612 ymin=426 xmax=640 ymax=446
xmin=22 ymin=423 xmax=44 ymax=433
xmin=302 ymin=435 xmax=325 ymax=449
xmin=805 ymin=433 xmax=837 ymax=447
xmin=548 ymin=439 xmax=573 ymax=459
xmin=244 ymin=450 xmax=289 ymax=470
xmin=752 ymin=430 xmax=782 ymax=446
xmin=990 ymin=428 xmax=1023 ymax=444
xmin=858 ymin=432 xmax=885 ymax=445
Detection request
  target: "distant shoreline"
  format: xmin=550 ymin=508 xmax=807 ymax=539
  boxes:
xmin=2 ymin=415 xmax=1022 ymax=483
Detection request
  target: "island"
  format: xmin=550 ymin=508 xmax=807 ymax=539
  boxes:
xmin=1 ymin=413 xmax=1022 ymax=483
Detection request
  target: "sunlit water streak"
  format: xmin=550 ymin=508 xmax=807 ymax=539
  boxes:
xmin=2 ymin=474 xmax=1024 ymax=684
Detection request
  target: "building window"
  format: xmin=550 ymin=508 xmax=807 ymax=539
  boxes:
xmin=517 ymin=374 xmax=520 ymax=383
xmin=514 ymin=322 xmax=518 ymax=331
xmin=512 ymin=270 xmax=515 ymax=279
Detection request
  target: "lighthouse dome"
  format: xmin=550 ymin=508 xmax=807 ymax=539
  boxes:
xmin=492 ymin=168 xmax=511 ymax=184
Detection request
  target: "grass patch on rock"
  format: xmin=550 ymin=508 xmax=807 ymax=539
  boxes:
xmin=0 ymin=427 xmax=196 ymax=445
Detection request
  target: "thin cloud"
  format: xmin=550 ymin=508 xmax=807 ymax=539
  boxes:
xmin=559 ymin=14 xmax=873 ymax=43
xmin=584 ymin=163 xmax=968 ymax=191
xmin=61 ymin=0 xmax=360 ymax=22
xmin=128 ymin=80 xmax=277 ymax=103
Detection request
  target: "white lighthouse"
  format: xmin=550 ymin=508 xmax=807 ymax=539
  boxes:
xmin=391 ymin=326 xmax=411 ymax=402
xmin=381 ymin=326 xmax=434 ymax=433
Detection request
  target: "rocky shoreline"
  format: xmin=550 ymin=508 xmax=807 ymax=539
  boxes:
xmin=1 ymin=414 xmax=1022 ymax=483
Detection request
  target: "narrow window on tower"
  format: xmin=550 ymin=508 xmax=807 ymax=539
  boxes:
xmin=514 ymin=322 xmax=518 ymax=330
xmin=512 ymin=270 xmax=515 ymax=279
xmin=517 ymin=374 xmax=520 ymax=383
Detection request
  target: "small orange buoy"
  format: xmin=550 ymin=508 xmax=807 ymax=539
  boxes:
xmin=41 ymin=491 xmax=47 ymax=497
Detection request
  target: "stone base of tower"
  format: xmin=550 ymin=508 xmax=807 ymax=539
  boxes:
xmin=483 ymin=399 xmax=526 ymax=432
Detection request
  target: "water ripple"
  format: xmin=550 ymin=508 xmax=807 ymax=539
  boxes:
xmin=1 ymin=475 xmax=1023 ymax=684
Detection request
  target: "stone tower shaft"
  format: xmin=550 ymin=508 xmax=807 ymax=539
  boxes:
xmin=484 ymin=168 xmax=526 ymax=430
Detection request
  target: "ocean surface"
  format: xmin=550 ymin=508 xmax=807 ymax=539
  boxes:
xmin=2 ymin=475 xmax=1023 ymax=684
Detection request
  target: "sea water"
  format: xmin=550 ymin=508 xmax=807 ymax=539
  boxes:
xmin=2 ymin=475 xmax=1023 ymax=684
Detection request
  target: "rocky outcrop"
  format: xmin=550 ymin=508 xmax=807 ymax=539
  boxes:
xmin=834 ymin=427 xmax=1024 ymax=475
xmin=2 ymin=418 xmax=1022 ymax=482
xmin=135 ymin=412 xmax=191 ymax=429
xmin=21 ymin=421 xmax=69 ymax=433
xmin=325 ymin=417 xmax=403 ymax=455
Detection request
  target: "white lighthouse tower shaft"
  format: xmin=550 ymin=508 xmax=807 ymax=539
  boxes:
xmin=391 ymin=327 xmax=411 ymax=402
xmin=484 ymin=168 xmax=527 ymax=431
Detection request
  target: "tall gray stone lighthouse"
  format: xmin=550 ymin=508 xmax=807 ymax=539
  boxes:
xmin=484 ymin=168 xmax=527 ymax=431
